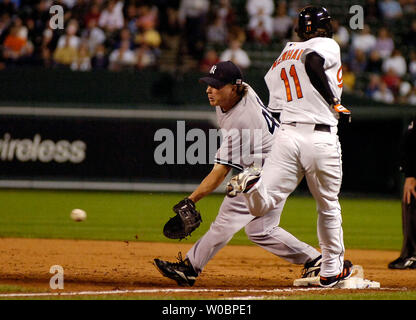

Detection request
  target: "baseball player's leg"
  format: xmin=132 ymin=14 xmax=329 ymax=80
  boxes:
xmin=243 ymin=128 xmax=303 ymax=217
xmin=303 ymin=131 xmax=345 ymax=277
xmin=186 ymin=195 xmax=255 ymax=274
xmin=388 ymin=197 xmax=416 ymax=269
xmin=245 ymin=203 xmax=321 ymax=264
xmin=400 ymin=196 xmax=416 ymax=258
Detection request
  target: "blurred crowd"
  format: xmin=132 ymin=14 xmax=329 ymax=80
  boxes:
xmin=339 ymin=0 xmax=416 ymax=106
xmin=1 ymin=0 xmax=416 ymax=105
xmin=0 ymin=0 xmax=166 ymax=70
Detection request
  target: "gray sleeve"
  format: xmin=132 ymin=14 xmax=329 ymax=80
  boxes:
xmin=214 ymin=129 xmax=244 ymax=171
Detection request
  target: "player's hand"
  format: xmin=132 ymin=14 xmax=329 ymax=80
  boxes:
xmin=403 ymin=177 xmax=416 ymax=205
xmin=163 ymin=198 xmax=202 ymax=240
xmin=333 ymin=102 xmax=351 ymax=123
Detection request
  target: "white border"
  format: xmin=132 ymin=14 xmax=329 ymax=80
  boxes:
xmin=0 ymin=286 xmax=399 ymax=298
xmin=0 ymin=287 xmax=333 ymax=298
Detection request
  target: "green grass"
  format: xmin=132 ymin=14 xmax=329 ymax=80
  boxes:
xmin=0 ymin=294 xmax=202 ymax=300
xmin=0 ymin=189 xmax=403 ymax=250
xmin=0 ymin=284 xmax=44 ymax=293
xmin=0 ymin=190 xmax=407 ymax=301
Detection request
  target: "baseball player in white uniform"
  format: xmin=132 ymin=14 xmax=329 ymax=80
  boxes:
xmin=227 ymin=7 xmax=353 ymax=288
xmin=154 ymin=61 xmax=322 ymax=286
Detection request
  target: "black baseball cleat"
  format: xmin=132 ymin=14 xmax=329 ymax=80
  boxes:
xmin=388 ymin=256 xmax=416 ymax=269
xmin=226 ymin=164 xmax=262 ymax=198
xmin=319 ymin=260 xmax=353 ymax=288
xmin=301 ymin=254 xmax=322 ymax=278
xmin=153 ymin=252 xmax=198 ymax=286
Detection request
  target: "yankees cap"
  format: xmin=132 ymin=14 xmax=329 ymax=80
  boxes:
xmin=199 ymin=61 xmax=243 ymax=89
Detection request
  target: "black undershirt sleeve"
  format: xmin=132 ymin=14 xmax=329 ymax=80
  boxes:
xmin=304 ymin=52 xmax=336 ymax=106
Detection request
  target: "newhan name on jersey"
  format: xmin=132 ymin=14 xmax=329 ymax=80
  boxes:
xmin=264 ymin=37 xmax=343 ymax=126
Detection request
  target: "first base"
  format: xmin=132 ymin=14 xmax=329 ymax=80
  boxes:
xmin=293 ymin=265 xmax=380 ymax=289
xmin=336 ymin=277 xmax=380 ymax=289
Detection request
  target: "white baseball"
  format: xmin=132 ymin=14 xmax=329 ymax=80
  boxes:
xmin=70 ymin=208 xmax=87 ymax=222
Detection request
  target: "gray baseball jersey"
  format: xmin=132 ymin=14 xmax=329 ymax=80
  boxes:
xmin=214 ymin=83 xmax=277 ymax=171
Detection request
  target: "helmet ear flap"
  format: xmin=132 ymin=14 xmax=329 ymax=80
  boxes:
xmin=317 ymin=17 xmax=333 ymax=38
xmin=297 ymin=6 xmax=332 ymax=40
xmin=295 ymin=16 xmax=307 ymax=40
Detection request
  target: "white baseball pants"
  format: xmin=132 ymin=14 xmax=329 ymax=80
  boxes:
xmin=186 ymin=193 xmax=320 ymax=274
xmin=243 ymin=123 xmax=345 ymax=278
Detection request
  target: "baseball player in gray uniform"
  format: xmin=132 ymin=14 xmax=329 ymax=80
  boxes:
xmin=154 ymin=61 xmax=321 ymax=286
xmin=227 ymin=7 xmax=354 ymax=288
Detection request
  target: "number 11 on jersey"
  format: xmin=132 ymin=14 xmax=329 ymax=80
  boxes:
xmin=280 ymin=65 xmax=303 ymax=102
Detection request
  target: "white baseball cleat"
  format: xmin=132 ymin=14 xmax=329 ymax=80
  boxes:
xmin=226 ymin=164 xmax=262 ymax=198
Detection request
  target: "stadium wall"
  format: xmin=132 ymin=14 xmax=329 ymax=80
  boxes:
xmin=1 ymin=69 xmax=415 ymax=196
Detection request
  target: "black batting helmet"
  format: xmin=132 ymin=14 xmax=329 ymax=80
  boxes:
xmin=296 ymin=6 xmax=333 ymax=40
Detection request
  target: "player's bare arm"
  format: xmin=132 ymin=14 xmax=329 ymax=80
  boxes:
xmin=403 ymin=177 xmax=416 ymax=205
xmin=188 ymin=163 xmax=231 ymax=203
xmin=162 ymin=161 xmax=231 ymax=240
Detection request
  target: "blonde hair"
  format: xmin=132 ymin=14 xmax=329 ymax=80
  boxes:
xmin=236 ymin=84 xmax=248 ymax=98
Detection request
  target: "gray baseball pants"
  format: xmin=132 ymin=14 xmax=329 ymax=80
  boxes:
xmin=186 ymin=193 xmax=320 ymax=274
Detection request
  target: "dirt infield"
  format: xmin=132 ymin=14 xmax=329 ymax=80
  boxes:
xmin=0 ymin=238 xmax=415 ymax=298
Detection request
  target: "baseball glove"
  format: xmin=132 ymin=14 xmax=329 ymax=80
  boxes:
xmin=163 ymin=198 xmax=202 ymax=240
